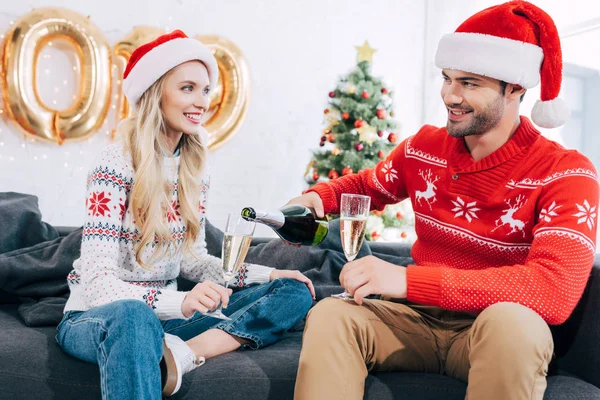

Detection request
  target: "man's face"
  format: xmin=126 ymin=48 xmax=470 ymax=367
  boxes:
xmin=440 ymin=69 xmax=506 ymax=138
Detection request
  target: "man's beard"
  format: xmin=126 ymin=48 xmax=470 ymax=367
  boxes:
xmin=446 ymin=95 xmax=504 ymax=138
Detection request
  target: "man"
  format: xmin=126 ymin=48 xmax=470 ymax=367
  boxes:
xmin=290 ymin=2 xmax=599 ymax=399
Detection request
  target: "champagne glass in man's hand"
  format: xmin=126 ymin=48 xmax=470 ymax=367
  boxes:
xmin=331 ymin=193 xmax=371 ymax=301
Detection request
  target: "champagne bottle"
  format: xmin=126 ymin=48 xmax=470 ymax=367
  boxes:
xmin=241 ymin=205 xmax=329 ymax=246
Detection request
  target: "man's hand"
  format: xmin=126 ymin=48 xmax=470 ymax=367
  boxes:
xmin=284 ymin=192 xmax=325 ymax=218
xmin=339 ymin=255 xmax=407 ymax=305
xmin=281 ymin=192 xmax=325 ymax=247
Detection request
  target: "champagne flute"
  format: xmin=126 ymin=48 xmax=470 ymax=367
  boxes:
xmin=204 ymin=213 xmax=255 ymax=320
xmin=331 ymin=194 xmax=371 ymax=300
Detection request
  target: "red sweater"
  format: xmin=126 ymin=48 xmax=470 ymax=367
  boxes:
xmin=308 ymin=117 xmax=598 ymax=325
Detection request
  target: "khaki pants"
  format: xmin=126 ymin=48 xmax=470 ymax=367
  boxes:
xmin=294 ymin=298 xmax=553 ymax=400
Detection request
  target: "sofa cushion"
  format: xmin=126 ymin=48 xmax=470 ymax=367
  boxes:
xmin=0 ymin=192 xmax=60 ymax=305
xmin=0 ymin=192 xmax=58 ymax=254
xmin=0 ymin=305 xmax=101 ymax=400
xmin=543 ymin=375 xmax=600 ymax=400
xmin=0 ymin=228 xmax=82 ymax=317
xmin=1 ymin=304 xmax=598 ymax=400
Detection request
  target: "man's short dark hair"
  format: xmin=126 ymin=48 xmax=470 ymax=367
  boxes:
xmin=500 ymin=81 xmax=525 ymax=103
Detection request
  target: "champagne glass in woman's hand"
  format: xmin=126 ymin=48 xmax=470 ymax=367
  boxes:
xmin=204 ymin=213 xmax=255 ymax=320
xmin=331 ymin=194 xmax=371 ymax=301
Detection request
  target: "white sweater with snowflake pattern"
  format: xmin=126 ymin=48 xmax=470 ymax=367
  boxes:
xmin=63 ymin=142 xmax=273 ymax=320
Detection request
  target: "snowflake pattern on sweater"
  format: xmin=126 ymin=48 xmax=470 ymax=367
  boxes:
xmin=64 ymin=142 xmax=274 ymax=320
xmin=308 ymin=116 xmax=599 ymax=325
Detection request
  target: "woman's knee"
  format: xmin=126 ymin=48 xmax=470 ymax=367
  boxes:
xmin=103 ymin=300 xmax=163 ymax=338
xmin=274 ymin=278 xmax=314 ymax=315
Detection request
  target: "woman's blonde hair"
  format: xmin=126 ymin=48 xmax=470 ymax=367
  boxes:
xmin=119 ymin=72 xmax=207 ymax=269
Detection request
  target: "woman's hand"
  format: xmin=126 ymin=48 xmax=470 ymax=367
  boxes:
xmin=270 ymin=270 xmax=316 ymax=300
xmin=182 ymin=280 xmax=232 ymax=318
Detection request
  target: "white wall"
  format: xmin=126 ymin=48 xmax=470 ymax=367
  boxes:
xmin=0 ymin=0 xmax=426 ymax=236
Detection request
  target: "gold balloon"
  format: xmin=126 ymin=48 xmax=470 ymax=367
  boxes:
xmin=112 ymin=26 xmax=165 ymax=137
xmin=196 ymin=35 xmax=251 ymax=150
xmin=2 ymin=7 xmax=112 ymax=144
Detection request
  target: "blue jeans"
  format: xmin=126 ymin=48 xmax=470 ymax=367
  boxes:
xmin=56 ymin=278 xmax=312 ymax=400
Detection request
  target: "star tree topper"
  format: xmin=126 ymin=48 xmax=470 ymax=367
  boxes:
xmin=355 ymin=40 xmax=376 ymax=63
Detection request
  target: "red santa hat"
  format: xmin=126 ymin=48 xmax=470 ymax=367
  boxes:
xmin=122 ymin=30 xmax=218 ymax=108
xmin=435 ymin=1 xmax=569 ymax=128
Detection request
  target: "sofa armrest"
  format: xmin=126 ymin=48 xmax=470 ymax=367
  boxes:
xmin=556 ymin=257 xmax=600 ymax=387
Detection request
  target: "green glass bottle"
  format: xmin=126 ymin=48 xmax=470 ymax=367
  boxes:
xmin=241 ymin=205 xmax=329 ymax=246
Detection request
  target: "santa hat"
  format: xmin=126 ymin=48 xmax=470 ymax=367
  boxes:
xmin=122 ymin=30 xmax=218 ymax=108
xmin=435 ymin=1 xmax=569 ymax=128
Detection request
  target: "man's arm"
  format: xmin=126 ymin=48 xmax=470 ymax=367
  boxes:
xmin=289 ymin=138 xmax=411 ymax=215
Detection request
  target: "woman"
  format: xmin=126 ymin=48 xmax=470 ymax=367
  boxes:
xmin=56 ymin=30 xmax=314 ymax=399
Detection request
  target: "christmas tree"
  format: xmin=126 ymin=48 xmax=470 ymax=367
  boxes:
xmin=305 ymin=41 xmax=415 ymax=242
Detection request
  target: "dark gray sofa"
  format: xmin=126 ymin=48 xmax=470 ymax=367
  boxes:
xmin=1 ymin=226 xmax=600 ymax=399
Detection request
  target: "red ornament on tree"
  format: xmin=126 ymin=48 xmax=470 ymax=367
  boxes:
xmin=377 ymin=130 xmax=384 ymax=137
xmin=354 ymin=119 xmax=364 ymax=128
xmin=401 ymin=232 xmax=408 ymax=239
xmin=328 ymin=91 xmax=335 ymax=98
xmin=361 ymin=91 xmax=370 ymax=99
xmin=381 ymin=88 xmax=389 ymax=94
xmin=376 ymin=109 xmax=386 ymax=119
xmin=342 ymin=167 xmax=353 ymax=176
xmin=355 ymin=143 xmax=364 ymax=151
xmin=319 ymin=140 xmax=325 ymax=147
xmin=396 ymin=212 xmax=404 ymax=220
xmin=377 ymin=150 xmax=385 ymax=158
xmin=321 ymin=135 xmax=326 ymax=142
xmin=388 ymin=133 xmax=398 ymax=143
xmin=312 ymin=173 xmax=320 ymax=181
xmin=324 ymin=109 xmax=329 ymax=114
xmin=328 ymin=169 xmax=339 ymax=180
xmin=326 ymin=133 xmax=336 ymax=143
xmin=342 ymin=112 xmax=350 ymax=120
